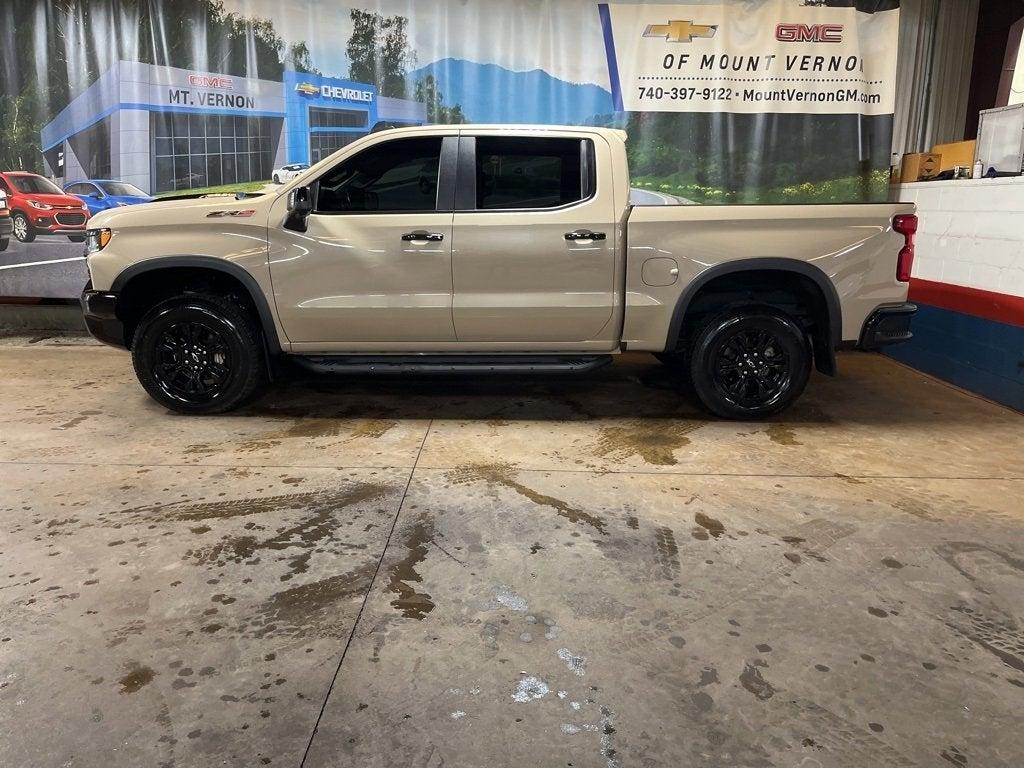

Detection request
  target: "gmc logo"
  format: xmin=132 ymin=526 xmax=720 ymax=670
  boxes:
xmin=776 ymin=23 xmax=843 ymax=43
xmin=187 ymin=74 xmax=235 ymax=90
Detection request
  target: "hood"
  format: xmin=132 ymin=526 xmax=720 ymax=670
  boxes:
xmin=23 ymin=192 xmax=86 ymax=208
xmin=88 ymin=192 xmax=275 ymax=229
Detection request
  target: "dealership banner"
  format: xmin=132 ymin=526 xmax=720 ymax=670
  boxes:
xmin=0 ymin=0 xmax=899 ymax=300
xmin=600 ymin=3 xmax=899 ymax=115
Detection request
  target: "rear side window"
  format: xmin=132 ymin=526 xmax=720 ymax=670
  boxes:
xmin=316 ymin=137 xmax=442 ymax=213
xmin=475 ymin=137 xmax=590 ymax=210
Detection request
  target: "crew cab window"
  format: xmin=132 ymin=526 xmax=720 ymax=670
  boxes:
xmin=316 ymin=137 xmax=442 ymax=213
xmin=475 ymin=137 xmax=590 ymax=210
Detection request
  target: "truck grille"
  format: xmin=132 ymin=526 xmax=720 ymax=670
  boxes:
xmin=55 ymin=212 xmax=86 ymax=226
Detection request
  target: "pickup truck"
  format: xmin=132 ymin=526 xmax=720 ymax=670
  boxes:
xmin=80 ymin=125 xmax=917 ymax=418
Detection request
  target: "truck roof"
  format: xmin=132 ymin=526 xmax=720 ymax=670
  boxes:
xmin=374 ymin=124 xmax=628 ymax=142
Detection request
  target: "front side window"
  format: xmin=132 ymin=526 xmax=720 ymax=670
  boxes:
xmin=475 ymin=137 xmax=587 ymax=210
xmin=316 ymin=137 xmax=442 ymax=213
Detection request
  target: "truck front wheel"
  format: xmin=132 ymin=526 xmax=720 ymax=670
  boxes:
xmin=689 ymin=308 xmax=810 ymax=420
xmin=131 ymin=293 xmax=266 ymax=414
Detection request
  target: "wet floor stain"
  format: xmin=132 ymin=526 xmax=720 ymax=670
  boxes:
xmin=118 ymin=663 xmax=156 ymax=694
xmin=254 ymin=561 xmax=378 ymax=636
xmin=188 ymin=483 xmax=386 ymax=580
xmin=764 ymin=423 xmax=800 ymax=446
xmin=53 ymin=410 xmax=101 ymax=431
xmin=187 ymin=403 xmax=399 ymax=453
xmin=739 ymin=662 xmax=775 ymax=700
xmin=446 ymin=463 xmax=607 ymax=534
xmin=694 ymin=512 xmax=725 ymax=539
xmin=387 ymin=518 xmax=436 ymax=620
xmin=593 ymin=420 xmax=703 ymax=466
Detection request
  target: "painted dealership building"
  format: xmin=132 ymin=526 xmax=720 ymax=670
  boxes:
xmin=41 ymin=61 xmax=427 ymax=194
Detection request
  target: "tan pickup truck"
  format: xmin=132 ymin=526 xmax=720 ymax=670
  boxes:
xmin=81 ymin=125 xmax=917 ymax=418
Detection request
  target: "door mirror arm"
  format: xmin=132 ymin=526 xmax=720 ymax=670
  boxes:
xmin=285 ymin=185 xmax=314 ymax=232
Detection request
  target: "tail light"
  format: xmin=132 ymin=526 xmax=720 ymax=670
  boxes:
xmin=893 ymin=213 xmax=917 ymax=282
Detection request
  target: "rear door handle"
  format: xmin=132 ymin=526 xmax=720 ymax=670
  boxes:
xmin=564 ymin=230 xmax=606 ymax=241
xmin=401 ymin=230 xmax=444 ymax=242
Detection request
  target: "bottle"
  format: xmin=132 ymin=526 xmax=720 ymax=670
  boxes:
xmin=973 ymin=159 xmax=984 ymax=179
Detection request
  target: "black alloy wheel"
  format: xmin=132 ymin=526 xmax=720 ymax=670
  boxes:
xmin=689 ymin=309 xmax=810 ymax=419
xmin=153 ymin=318 xmax=233 ymax=405
xmin=132 ymin=293 xmax=265 ymax=414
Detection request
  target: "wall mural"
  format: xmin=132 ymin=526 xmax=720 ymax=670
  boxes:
xmin=0 ymin=0 xmax=900 ymax=298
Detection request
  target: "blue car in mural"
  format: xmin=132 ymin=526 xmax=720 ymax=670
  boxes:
xmin=63 ymin=179 xmax=154 ymax=215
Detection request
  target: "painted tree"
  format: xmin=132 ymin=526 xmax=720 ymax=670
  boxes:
xmin=414 ymin=75 xmax=467 ymax=125
xmin=346 ymin=10 xmax=416 ymax=98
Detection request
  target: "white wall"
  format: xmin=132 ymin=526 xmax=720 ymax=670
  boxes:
xmin=893 ymin=178 xmax=1024 ymax=298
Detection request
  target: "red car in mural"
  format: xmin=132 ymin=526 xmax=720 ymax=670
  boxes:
xmin=0 ymin=171 xmax=90 ymax=243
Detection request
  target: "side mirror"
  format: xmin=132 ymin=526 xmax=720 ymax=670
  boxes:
xmin=285 ymin=186 xmax=313 ymax=232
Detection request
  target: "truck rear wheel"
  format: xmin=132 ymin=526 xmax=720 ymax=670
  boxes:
xmin=131 ymin=292 xmax=266 ymax=414
xmin=689 ymin=308 xmax=810 ymax=420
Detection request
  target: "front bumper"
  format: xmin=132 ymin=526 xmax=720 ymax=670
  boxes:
xmin=859 ymin=303 xmax=916 ymax=349
xmin=81 ymin=283 xmax=127 ymax=349
xmin=27 ymin=209 xmax=89 ymax=234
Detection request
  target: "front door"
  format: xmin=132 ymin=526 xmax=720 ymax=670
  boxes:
xmin=451 ymin=133 xmax=618 ymax=347
xmin=269 ymin=135 xmax=457 ymax=347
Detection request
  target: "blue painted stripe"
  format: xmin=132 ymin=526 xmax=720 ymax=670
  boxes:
xmin=884 ymin=303 xmax=1024 ymax=412
xmin=598 ymin=4 xmax=624 ymax=112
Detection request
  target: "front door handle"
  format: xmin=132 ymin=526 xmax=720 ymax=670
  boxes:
xmin=401 ymin=230 xmax=444 ymax=242
xmin=564 ymin=230 xmax=606 ymax=241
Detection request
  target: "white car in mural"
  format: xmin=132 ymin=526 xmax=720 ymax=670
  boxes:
xmin=272 ymin=164 xmax=309 ymax=184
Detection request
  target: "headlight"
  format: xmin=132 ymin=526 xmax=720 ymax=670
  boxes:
xmin=116 ymin=201 xmax=130 ymax=207
xmin=28 ymin=200 xmax=53 ymax=210
xmin=85 ymin=228 xmax=112 ymax=255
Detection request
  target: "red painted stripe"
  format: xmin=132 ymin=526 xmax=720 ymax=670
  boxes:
xmin=908 ymin=278 xmax=1024 ymax=328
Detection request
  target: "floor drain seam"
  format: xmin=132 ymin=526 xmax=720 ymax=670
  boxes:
xmin=298 ymin=419 xmax=434 ymax=767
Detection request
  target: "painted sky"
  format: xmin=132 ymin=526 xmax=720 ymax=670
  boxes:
xmin=219 ymin=0 xmax=623 ymax=88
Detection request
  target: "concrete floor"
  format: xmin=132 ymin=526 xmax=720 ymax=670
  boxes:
xmin=1 ymin=340 xmax=1022 ymax=768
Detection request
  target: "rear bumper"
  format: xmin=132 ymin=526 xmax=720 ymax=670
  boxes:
xmin=80 ymin=283 xmax=127 ymax=349
xmin=859 ymin=303 xmax=916 ymax=349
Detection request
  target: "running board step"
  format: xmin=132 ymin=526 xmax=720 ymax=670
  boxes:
xmin=291 ymin=354 xmax=613 ymax=375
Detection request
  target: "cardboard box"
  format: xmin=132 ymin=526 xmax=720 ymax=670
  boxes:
xmin=931 ymin=140 xmax=976 ymax=172
xmin=900 ymin=152 xmax=941 ymax=183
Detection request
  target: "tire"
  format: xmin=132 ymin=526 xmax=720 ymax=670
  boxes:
xmin=689 ymin=308 xmax=811 ymax=420
xmin=68 ymin=235 xmax=85 ymax=243
xmin=131 ymin=292 xmax=266 ymax=414
xmin=0 ymin=237 xmax=8 ymax=252
xmin=272 ymin=174 xmax=280 ymax=184
xmin=12 ymin=212 xmax=35 ymax=243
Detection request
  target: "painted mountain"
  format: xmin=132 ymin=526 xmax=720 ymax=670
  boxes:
xmin=411 ymin=58 xmax=614 ymax=124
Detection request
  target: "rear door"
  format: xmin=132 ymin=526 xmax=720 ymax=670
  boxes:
xmin=451 ymin=131 xmax=619 ymax=348
xmin=268 ymin=134 xmax=458 ymax=348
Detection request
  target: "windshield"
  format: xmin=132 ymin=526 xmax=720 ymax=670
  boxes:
xmin=98 ymin=181 xmax=147 ymax=197
xmin=9 ymin=174 xmax=64 ymax=195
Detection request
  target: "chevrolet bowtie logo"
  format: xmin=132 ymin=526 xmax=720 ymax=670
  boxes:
xmin=643 ymin=20 xmax=718 ymax=43
xmin=295 ymin=82 xmax=320 ymax=96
